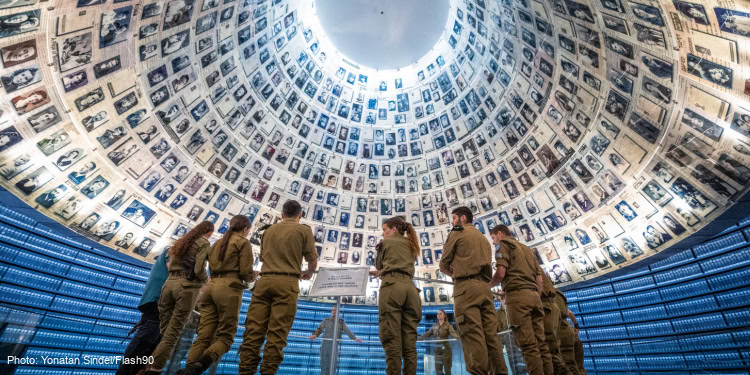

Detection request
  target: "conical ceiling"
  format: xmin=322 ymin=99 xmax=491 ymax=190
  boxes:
xmin=0 ymin=0 xmax=749 ymax=301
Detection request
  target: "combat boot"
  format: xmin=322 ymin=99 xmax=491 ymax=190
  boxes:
xmin=175 ymin=356 xmax=212 ymax=375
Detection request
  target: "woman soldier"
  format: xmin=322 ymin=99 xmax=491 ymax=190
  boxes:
xmin=370 ymin=216 xmax=422 ymax=375
xmin=139 ymin=221 xmax=214 ymax=374
xmin=418 ymin=309 xmax=459 ymax=375
xmin=177 ymin=216 xmax=254 ymax=375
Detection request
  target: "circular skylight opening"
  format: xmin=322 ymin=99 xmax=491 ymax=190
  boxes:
xmin=315 ymin=0 xmax=450 ymax=70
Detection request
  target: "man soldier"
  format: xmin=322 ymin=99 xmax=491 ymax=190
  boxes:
xmin=439 ymin=206 xmax=506 ymax=375
xmin=495 ymin=292 xmax=524 ymax=375
xmin=569 ymin=310 xmax=586 ymax=375
xmin=309 ymin=306 xmax=363 ymax=375
xmin=541 ymin=272 xmax=572 ymax=375
xmin=489 ymin=225 xmax=545 ymax=375
xmin=238 ymin=200 xmax=318 ymax=374
xmin=555 ymin=291 xmax=581 ymax=375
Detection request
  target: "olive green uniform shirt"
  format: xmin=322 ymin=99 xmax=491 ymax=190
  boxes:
xmin=376 ymin=235 xmax=415 ymax=277
xmin=439 ymin=224 xmax=493 ymax=279
xmin=260 ymin=219 xmax=317 ymax=274
xmin=419 ymin=321 xmax=459 ymax=340
xmin=209 ymin=232 xmax=254 ymax=281
xmin=494 ymin=238 xmax=542 ymax=291
xmin=167 ymin=237 xmax=210 ymax=283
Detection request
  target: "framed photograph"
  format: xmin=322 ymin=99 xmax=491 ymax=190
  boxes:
xmin=58 ymin=32 xmax=92 ymax=72
xmin=714 ymin=8 xmax=750 ymax=37
xmin=1 ymin=63 xmax=42 ymax=93
xmin=15 ymin=166 xmax=53 ymax=195
xmin=121 ymin=199 xmax=157 ymax=227
xmin=0 ymin=10 xmax=40 ymax=39
xmin=28 ymin=105 xmax=63 ymax=133
xmin=74 ymin=88 xmax=105 ymax=112
xmin=99 ymin=6 xmax=133 ymax=48
xmin=686 ymin=54 xmax=733 ymax=89
xmin=1 ymin=39 xmax=37 ymax=68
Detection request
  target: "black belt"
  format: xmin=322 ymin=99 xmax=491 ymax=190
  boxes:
xmin=382 ymin=270 xmax=413 ymax=279
xmin=260 ymin=272 xmax=300 ymax=278
xmin=211 ymin=271 xmax=240 ymax=278
xmin=455 ymin=274 xmax=488 ymax=282
xmin=168 ymin=271 xmax=190 ymax=277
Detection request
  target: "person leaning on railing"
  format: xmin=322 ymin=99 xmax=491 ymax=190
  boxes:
xmin=176 ymin=215 xmax=255 ymax=375
xmin=370 ymin=216 xmax=422 ymax=375
xmin=441 ymin=207 xmax=507 ymax=375
xmin=489 ymin=224 xmax=544 ymax=375
xmin=140 ymin=221 xmax=214 ymax=374
xmin=309 ymin=305 xmax=362 ymax=375
xmin=417 ymin=309 xmax=459 ymax=375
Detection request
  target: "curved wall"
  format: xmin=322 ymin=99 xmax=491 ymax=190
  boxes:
xmin=1 ymin=186 xmax=750 ymax=374
xmin=0 ymin=0 xmax=749 ymax=306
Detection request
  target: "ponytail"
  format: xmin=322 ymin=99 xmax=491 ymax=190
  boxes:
xmin=170 ymin=221 xmax=214 ymax=260
xmin=383 ymin=216 xmax=420 ymax=258
xmin=217 ymin=215 xmax=251 ymax=261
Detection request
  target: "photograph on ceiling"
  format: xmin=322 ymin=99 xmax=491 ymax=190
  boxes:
xmin=685 ymin=54 xmax=733 ymax=89
xmin=714 ymin=8 xmax=750 ymax=37
xmin=15 ymin=166 xmax=53 ymax=195
xmin=1 ymin=39 xmax=37 ymax=68
xmin=99 ymin=6 xmax=133 ymax=48
xmin=35 ymin=184 xmax=69 ymax=209
xmin=0 ymin=9 xmax=40 ymax=39
xmin=28 ymin=106 xmax=63 ymax=133
xmin=121 ymin=199 xmax=157 ymax=228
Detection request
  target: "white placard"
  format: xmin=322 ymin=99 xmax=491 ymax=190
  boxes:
xmin=309 ymin=267 xmax=370 ymax=297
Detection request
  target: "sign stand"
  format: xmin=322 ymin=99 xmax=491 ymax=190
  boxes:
xmin=309 ymin=267 xmax=370 ymax=375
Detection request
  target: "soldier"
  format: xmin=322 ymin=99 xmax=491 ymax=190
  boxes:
xmin=569 ymin=311 xmax=586 ymax=375
xmin=370 ymin=216 xmax=422 ymax=375
xmin=176 ymin=216 xmax=254 ymax=375
xmin=418 ymin=309 xmax=459 ymax=375
xmin=238 ymin=200 xmax=318 ymax=374
xmin=439 ymin=207 xmax=506 ymax=375
xmin=555 ymin=291 xmax=580 ymax=375
xmin=142 ymin=221 xmax=214 ymax=374
xmin=489 ymin=225 xmax=544 ymax=375
xmin=541 ymin=272 xmax=571 ymax=375
xmin=117 ymin=247 xmax=169 ymax=375
xmin=495 ymin=292 xmax=524 ymax=375
xmin=309 ymin=306 xmax=363 ymax=375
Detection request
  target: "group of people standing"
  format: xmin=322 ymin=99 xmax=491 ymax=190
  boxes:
xmin=117 ymin=200 xmax=584 ymax=375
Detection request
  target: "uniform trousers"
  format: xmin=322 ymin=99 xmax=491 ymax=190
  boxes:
xmin=378 ymin=274 xmax=422 ymax=375
xmin=543 ymin=300 xmax=569 ymax=375
xmin=558 ymin=321 xmax=581 ymax=375
xmin=453 ymin=279 xmax=507 ymax=375
xmin=185 ymin=278 xmax=244 ymax=365
xmin=434 ymin=345 xmax=453 ymax=375
xmin=506 ymin=289 xmax=545 ymax=375
xmin=320 ymin=341 xmax=335 ymax=375
xmin=150 ymin=277 xmax=201 ymax=368
xmin=239 ymin=275 xmax=300 ymax=375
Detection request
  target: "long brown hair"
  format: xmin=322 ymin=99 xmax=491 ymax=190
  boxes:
xmin=217 ymin=215 xmax=251 ymax=261
xmin=383 ymin=216 xmax=419 ymax=258
xmin=169 ymin=221 xmax=214 ymax=260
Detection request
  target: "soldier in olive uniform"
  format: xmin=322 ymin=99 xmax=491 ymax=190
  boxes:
xmin=440 ymin=207 xmax=506 ymax=375
xmin=555 ymin=291 xmax=580 ymax=375
xmin=569 ymin=310 xmax=586 ymax=375
xmin=239 ymin=200 xmax=318 ymax=374
xmin=418 ymin=309 xmax=459 ymax=375
xmin=309 ymin=306 xmax=363 ymax=375
xmin=541 ymin=271 xmax=572 ymax=375
xmin=495 ymin=292 xmax=524 ymax=375
xmin=489 ymin=225 xmax=545 ymax=375
xmin=177 ymin=216 xmax=254 ymax=375
xmin=370 ymin=216 xmax=422 ymax=375
xmin=142 ymin=221 xmax=214 ymax=374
